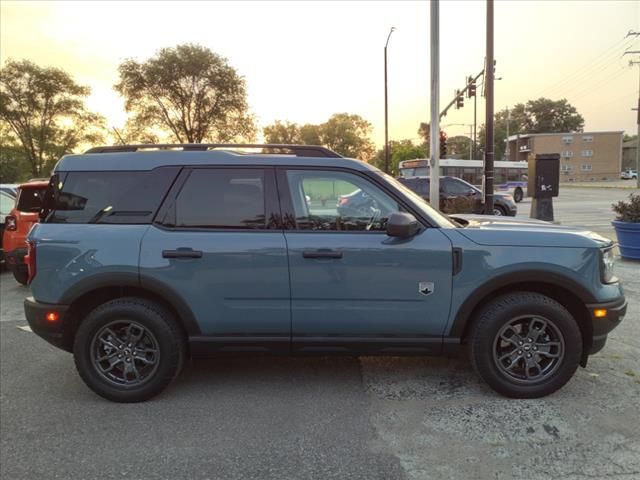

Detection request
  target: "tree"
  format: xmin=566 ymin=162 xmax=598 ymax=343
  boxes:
xmin=478 ymin=98 xmax=584 ymax=160
xmin=261 ymin=114 xmax=375 ymax=160
xmin=372 ymin=139 xmax=426 ymax=175
xmin=115 ymin=43 xmax=256 ymax=144
xmin=320 ymin=113 xmax=375 ymax=160
xmin=0 ymin=59 xmax=105 ymax=177
xmin=263 ymin=120 xmax=300 ymax=144
xmin=447 ymin=135 xmax=473 ymax=158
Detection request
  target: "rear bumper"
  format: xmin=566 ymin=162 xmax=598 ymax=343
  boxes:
xmin=586 ymin=296 xmax=627 ymax=354
xmin=5 ymin=247 xmax=27 ymax=273
xmin=24 ymin=297 xmax=72 ymax=353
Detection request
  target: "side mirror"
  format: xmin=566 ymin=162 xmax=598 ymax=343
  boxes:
xmin=386 ymin=212 xmax=420 ymax=238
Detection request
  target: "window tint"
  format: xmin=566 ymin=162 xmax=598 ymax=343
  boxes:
xmin=444 ymin=178 xmax=475 ymax=195
xmin=286 ymin=170 xmax=399 ymax=231
xmin=48 ymin=167 xmax=179 ymax=224
xmin=175 ymin=169 xmax=266 ymax=229
xmin=16 ymin=187 xmax=46 ymax=213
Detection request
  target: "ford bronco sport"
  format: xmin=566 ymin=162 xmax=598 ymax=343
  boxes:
xmin=25 ymin=144 xmax=626 ymax=402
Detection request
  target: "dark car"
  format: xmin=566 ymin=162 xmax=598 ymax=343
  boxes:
xmin=398 ymin=176 xmax=517 ymax=216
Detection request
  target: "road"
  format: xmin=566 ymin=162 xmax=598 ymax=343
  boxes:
xmin=1 ymin=187 xmax=639 ymax=480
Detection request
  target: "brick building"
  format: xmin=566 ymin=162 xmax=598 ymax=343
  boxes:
xmin=506 ymin=131 xmax=623 ymax=182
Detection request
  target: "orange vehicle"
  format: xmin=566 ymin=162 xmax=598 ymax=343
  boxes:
xmin=2 ymin=180 xmax=49 ymax=284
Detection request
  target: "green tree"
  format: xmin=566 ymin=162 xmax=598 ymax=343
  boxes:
xmin=372 ymin=139 xmax=426 ymax=175
xmin=299 ymin=124 xmax=322 ymax=146
xmin=320 ymin=113 xmax=375 ymax=160
xmin=446 ymin=135 xmax=473 ymax=158
xmin=115 ymin=43 xmax=255 ymax=144
xmin=263 ymin=120 xmax=300 ymax=144
xmin=0 ymin=59 xmax=105 ymax=177
xmin=478 ymin=98 xmax=583 ymax=160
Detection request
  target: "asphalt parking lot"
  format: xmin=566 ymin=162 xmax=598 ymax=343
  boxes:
xmin=1 ymin=186 xmax=639 ymax=480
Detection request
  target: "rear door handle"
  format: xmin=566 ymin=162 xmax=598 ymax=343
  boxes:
xmin=302 ymin=249 xmax=343 ymax=259
xmin=162 ymin=248 xmax=203 ymax=259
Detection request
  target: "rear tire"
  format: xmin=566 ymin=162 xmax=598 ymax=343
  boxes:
xmin=514 ymin=188 xmax=523 ymax=203
xmin=470 ymin=292 xmax=581 ymax=398
xmin=73 ymin=297 xmax=186 ymax=402
xmin=493 ymin=205 xmax=507 ymax=216
xmin=12 ymin=269 xmax=28 ymax=285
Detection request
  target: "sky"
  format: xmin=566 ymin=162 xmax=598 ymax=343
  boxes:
xmin=1 ymin=0 xmax=639 ymax=149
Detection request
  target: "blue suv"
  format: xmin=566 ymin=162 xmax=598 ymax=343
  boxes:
xmin=25 ymin=144 xmax=626 ymax=402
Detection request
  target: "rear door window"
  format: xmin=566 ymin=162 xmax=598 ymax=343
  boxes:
xmin=16 ymin=187 xmax=47 ymax=213
xmin=172 ymin=169 xmax=269 ymax=229
xmin=47 ymin=167 xmax=179 ymax=224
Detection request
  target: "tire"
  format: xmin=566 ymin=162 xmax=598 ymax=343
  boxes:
xmin=12 ymin=268 xmax=28 ymax=285
xmin=73 ymin=297 xmax=186 ymax=403
xmin=470 ymin=292 xmax=582 ymax=398
xmin=493 ymin=205 xmax=507 ymax=216
xmin=514 ymin=188 xmax=523 ymax=203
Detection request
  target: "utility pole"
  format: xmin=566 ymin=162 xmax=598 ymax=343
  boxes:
xmin=505 ymin=107 xmax=510 ymax=160
xmin=624 ymin=30 xmax=640 ymax=188
xmin=429 ymin=0 xmax=440 ymax=208
xmin=473 ymin=91 xmax=477 ymax=159
xmin=484 ymin=0 xmax=495 ymax=214
xmin=384 ymin=27 xmax=396 ymax=174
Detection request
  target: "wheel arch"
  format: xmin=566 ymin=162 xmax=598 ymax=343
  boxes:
xmin=62 ymin=273 xmax=201 ymax=349
xmin=450 ymin=272 xmax=594 ymax=363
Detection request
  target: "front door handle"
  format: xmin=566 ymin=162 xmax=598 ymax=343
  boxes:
xmin=162 ymin=248 xmax=203 ymax=259
xmin=302 ymin=249 xmax=343 ymax=259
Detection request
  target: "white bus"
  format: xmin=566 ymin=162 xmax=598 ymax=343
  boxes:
xmin=398 ymin=158 xmax=529 ymax=202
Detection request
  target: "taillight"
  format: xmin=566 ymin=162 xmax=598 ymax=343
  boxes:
xmin=5 ymin=215 xmax=16 ymax=231
xmin=25 ymin=240 xmax=36 ymax=284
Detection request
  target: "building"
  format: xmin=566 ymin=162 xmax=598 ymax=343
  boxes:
xmin=505 ymin=131 xmax=623 ymax=182
xmin=622 ymin=138 xmax=638 ymax=172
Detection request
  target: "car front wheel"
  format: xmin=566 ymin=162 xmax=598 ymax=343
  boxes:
xmin=73 ymin=297 xmax=186 ymax=402
xmin=470 ymin=292 xmax=582 ymax=398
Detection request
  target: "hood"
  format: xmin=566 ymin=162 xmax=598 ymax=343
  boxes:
xmin=451 ymin=214 xmax=614 ymax=248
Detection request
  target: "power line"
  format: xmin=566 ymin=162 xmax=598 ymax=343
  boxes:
xmin=537 ymin=36 xmax=635 ymax=99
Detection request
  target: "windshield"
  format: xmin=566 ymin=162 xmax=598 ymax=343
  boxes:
xmin=375 ymin=172 xmax=456 ymax=228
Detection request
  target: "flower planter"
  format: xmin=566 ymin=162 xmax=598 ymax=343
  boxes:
xmin=612 ymin=220 xmax=640 ymax=260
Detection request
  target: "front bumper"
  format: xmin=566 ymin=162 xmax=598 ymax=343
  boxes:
xmin=24 ymin=297 xmax=72 ymax=352
xmin=586 ymin=296 xmax=627 ymax=354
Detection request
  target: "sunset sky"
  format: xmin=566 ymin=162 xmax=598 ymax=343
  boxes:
xmin=1 ymin=1 xmax=638 ymax=148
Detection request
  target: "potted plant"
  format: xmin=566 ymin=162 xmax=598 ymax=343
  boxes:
xmin=612 ymin=193 xmax=640 ymax=260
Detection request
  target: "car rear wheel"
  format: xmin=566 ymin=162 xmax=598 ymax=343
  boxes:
xmin=470 ymin=292 xmax=582 ymax=398
xmin=73 ymin=297 xmax=186 ymax=402
xmin=514 ymin=187 xmax=523 ymax=203
xmin=12 ymin=269 xmax=28 ymax=285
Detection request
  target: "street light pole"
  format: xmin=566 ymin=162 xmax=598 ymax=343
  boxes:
xmin=384 ymin=27 xmax=395 ymax=174
xmin=429 ymin=1 xmax=440 ymax=208
xmin=484 ymin=0 xmax=495 ymax=214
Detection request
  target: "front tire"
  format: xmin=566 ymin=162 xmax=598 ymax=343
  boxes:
xmin=470 ymin=292 xmax=581 ymax=398
xmin=73 ymin=297 xmax=186 ymax=402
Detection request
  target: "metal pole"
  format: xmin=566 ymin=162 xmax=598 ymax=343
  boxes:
xmin=484 ymin=0 xmax=495 ymax=214
xmin=429 ymin=0 xmax=440 ymax=208
xmin=384 ymin=27 xmax=395 ymax=174
xmin=473 ymin=94 xmax=477 ymax=159
xmin=469 ymin=125 xmax=473 ymax=160
xmin=636 ymin=63 xmax=640 ymax=189
xmin=505 ymin=107 xmax=510 ymax=160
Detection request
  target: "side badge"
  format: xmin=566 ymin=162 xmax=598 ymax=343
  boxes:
xmin=419 ymin=281 xmax=434 ymax=296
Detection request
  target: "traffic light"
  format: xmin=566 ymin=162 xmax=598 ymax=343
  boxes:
xmin=439 ymin=130 xmax=447 ymax=158
xmin=455 ymin=89 xmax=464 ymax=109
xmin=467 ymin=76 xmax=476 ymax=97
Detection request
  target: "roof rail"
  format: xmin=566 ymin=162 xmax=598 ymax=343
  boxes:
xmin=84 ymin=143 xmax=342 ymax=158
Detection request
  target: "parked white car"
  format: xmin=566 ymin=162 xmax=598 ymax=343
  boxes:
xmin=621 ymin=170 xmax=638 ymax=180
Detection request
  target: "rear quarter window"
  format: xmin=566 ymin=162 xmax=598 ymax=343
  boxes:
xmin=16 ymin=187 xmax=47 ymax=213
xmin=46 ymin=167 xmax=179 ymax=224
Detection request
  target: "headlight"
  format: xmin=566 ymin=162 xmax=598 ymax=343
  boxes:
xmin=601 ymin=247 xmax=617 ymax=284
